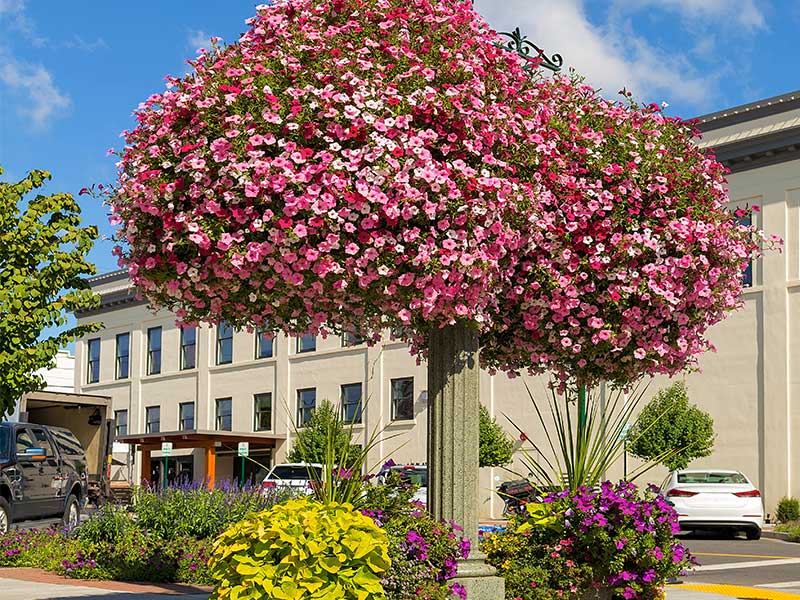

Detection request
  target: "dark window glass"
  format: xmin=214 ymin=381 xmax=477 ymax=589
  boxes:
xmin=31 ymin=429 xmax=54 ymax=457
xmin=216 ymin=398 xmax=232 ymax=431
xmin=268 ymin=465 xmax=323 ymax=480
xmin=115 ymin=410 xmax=128 ymax=437
xmin=50 ymin=428 xmax=83 ymax=457
xmin=15 ymin=430 xmax=35 ymax=454
xmin=217 ymin=323 xmax=233 ymax=365
xmin=115 ymin=333 xmax=130 ymax=379
xmin=256 ymin=328 xmax=274 ymax=359
xmin=297 ymin=333 xmax=316 ymax=353
xmin=342 ymin=332 xmax=363 ymax=347
xmin=181 ymin=327 xmax=197 ymax=370
xmin=254 ymin=393 xmax=272 ymax=431
xmin=147 ymin=327 xmax=162 ymax=375
xmin=146 ymin=406 xmax=160 ymax=434
xmin=296 ymin=388 xmax=316 ymax=426
xmin=87 ymin=338 xmax=101 ymax=383
xmin=179 ymin=402 xmax=195 ymax=431
xmin=677 ymin=471 xmax=749 ymax=484
xmin=391 ymin=377 xmax=414 ymax=421
xmin=341 ymin=383 xmax=363 ymax=424
xmin=737 ymin=212 xmax=753 ymax=286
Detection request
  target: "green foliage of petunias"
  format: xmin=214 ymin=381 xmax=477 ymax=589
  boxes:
xmin=479 ymin=404 xmax=514 ymax=467
xmin=288 ymin=399 xmax=360 ymax=466
xmin=208 ymin=497 xmax=391 ymax=600
xmin=0 ymin=167 xmax=100 ymax=416
xmin=628 ymin=381 xmax=715 ymax=471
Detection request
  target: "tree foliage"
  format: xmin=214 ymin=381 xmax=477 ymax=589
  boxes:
xmin=287 ymin=400 xmax=357 ymax=467
xmin=627 ymin=382 xmax=714 ymax=471
xmin=479 ymin=405 xmax=514 ymax=468
xmin=0 ymin=168 xmax=100 ymax=416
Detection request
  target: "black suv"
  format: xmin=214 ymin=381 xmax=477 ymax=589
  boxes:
xmin=0 ymin=422 xmax=88 ymax=534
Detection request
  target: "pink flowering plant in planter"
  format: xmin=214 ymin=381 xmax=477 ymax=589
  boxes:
xmin=483 ymin=482 xmax=695 ymax=600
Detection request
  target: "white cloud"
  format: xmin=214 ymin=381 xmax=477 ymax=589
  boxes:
xmin=617 ymin=0 xmax=766 ymax=31
xmin=187 ymin=29 xmax=211 ymax=51
xmin=0 ymin=54 xmax=70 ymax=129
xmin=474 ymin=0 xmax=712 ymax=107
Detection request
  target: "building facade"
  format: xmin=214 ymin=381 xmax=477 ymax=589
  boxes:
xmin=6 ymin=349 xmax=75 ymax=422
xmin=73 ymin=90 xmax=800 ymax=519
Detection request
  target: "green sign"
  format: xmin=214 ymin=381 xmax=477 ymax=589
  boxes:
xmin=161 ymin=441 xmax=173 ymax=456
xmin=238 ymin=442 xmax=249 ymax=457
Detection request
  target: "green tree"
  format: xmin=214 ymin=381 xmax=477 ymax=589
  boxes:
xmin=0 ymin=168 xmax=100 ymax=416
xmin=628 ymin=382 xmax=715 ymax=471
xmin=288 ymin=400 xmax=357 ymax=466
xmin=479 ymin=404 xmax=514 ymax=467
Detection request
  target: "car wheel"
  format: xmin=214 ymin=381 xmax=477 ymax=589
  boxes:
xmin=0 ymin=497 xmax=10 ymax=535
xmin=746 ymin=528 xmax=762 ymax=541
xmin=62 ymin=494 xmax=80 ymax=529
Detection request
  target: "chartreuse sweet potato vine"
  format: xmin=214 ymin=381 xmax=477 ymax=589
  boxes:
xmin=208 ymin=497 xmax=391 ymax=600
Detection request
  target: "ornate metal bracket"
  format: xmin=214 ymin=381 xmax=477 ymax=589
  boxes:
xmin=496 ymin=27 xmax=563 ymax=73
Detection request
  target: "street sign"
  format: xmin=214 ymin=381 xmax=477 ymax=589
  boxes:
xmin=161 ymin=441 xmax=173 ymax=456
xmin=619 ymin=423 xmax=632 ymax=441
xmin=238 ymin=442 xmax=249 ymax=457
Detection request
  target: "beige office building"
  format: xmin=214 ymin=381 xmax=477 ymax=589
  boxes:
xmin=73 ymin=91 xmax=800 ymax=519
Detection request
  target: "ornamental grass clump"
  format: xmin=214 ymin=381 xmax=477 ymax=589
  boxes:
xmin=208 ymin=497 xmax=391 ymax=600
xmin=483 ymin=481 xmax=694 ymax=600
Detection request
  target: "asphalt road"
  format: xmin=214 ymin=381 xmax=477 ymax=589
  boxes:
xmin=677 ymin=531 xmax=800 ymax=596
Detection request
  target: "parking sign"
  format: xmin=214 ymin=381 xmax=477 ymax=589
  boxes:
xmin=238 ymin=442 xmax=249 ymax=457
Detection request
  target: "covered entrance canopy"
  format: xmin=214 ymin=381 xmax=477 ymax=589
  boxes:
xmin=116 ymin=429 xmax=285 ymax=489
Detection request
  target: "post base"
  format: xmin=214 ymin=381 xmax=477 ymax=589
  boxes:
xmin=449 ymin=555 xmax=505 ymax=600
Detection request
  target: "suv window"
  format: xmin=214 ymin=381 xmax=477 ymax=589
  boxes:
xmin=0 ymin=427 xmax=10 ymax=460
xmin=269 ymin=465 xmax=322 ymax=480
xmin=30 ymin=429 xmax=54 ymax=457
xmin=15 ymin=430 xmax=36 ymax=454
xmin=49 ymin=429 xmax=84 ymax=457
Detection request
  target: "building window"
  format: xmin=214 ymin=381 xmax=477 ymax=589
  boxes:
xmin=217 ymin=323 xmax=233 ymax=365
xmin=145 ymin=406 xmax=160 ymax=434
xmin=296 ymin=388 xmax=316 ymax=426
xmin=114 ymin=410 xmax=128 ymax=438
xmin=296 ymin=333 xmax=316 ymax=353
xmin=115 ymin=333 xmax=130 ymax=379
xmin=341 ymin=383 xmax=363 ymax=424
xmin=181 ymin=327 xmax=196 ymax=370
xmin=389 ymin=327 xmax=410 ymax=341
xmin=391 ymin=377 xmax=414 ymax=421
xmin=87 ymin=338 xmax=101 ymax=383
xmin=254 ymin=393 xmax=272 ymax=431
xmin=179 ymin=402 xmax=195 ymax=431
xmin=147 ymin=327 xmax=162 ymax=375
xmin=342 ymin=331 xmax=363 ymax=347
xmin=255 ymin=328 xmax=274 ymax=359
xmin=737 ymin=212 xmax=754 ymax=287
xmin=216 ymin=397 xmax=232 ymax=431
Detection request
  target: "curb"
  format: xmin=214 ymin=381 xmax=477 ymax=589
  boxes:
xmin=761 ymin=529 xmax=797 ymax=542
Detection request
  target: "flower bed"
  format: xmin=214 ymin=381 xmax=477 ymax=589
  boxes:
xmin=483 ymin=481 xmax=695 ymax=599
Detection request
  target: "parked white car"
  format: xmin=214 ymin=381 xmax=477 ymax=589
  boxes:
xmin=661 ymin=469 xmax=764 ymax=540
xmin=262 ymin=462 xmax=323 ymax=495
xmin=378 ymin=464 xmax=427 ymax=507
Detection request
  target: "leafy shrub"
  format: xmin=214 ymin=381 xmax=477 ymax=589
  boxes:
xmin=363 ymin=471 xmax=469 ymax=600
xmin=133 ymin=480 xmax=288 ymax=540
xmin=479 ymin=405 xmax=514 ymax=468
xmin=0 ymin=528 xmax=77 ymax=571
xmin=75 ymin=504 xmax=137 ymax=544
xmin=776 ymin=497 xmax=800 ymax=524
xmin=208 ymin=497 xmax=391 ymax=600
xmin=483 ymin=481 xmax=694 ymax=600
xmin=775 ymin=520 xmax=800 ymax=542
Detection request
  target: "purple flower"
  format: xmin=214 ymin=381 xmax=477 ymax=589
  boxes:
xmin=450 ymin=582 xmax=467 ymax=599
xmin=459 ymin=538 xmax=471 ymax=559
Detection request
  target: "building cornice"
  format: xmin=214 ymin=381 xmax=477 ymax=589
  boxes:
xmin=697 ymin=90 xmax=800 ymax=132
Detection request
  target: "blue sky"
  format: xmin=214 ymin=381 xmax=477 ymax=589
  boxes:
xmin=1 ymin=0 xmax=799 ymax=278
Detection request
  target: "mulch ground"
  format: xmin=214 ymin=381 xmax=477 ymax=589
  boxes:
xmin=0 ymin=567 xmax=212 ymax=595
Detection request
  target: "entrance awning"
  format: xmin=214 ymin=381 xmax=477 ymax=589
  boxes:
xmin=116 ymin=429 xmax=286 ymax=489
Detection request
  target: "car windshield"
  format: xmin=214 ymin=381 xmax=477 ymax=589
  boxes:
xmin=0 ymin=427 xmax=9 ymax=460
xmin=269 ymin=465 xmax=322 ymax=480
xmin=392 ymin=467 xmax=427 ymax=487
xmin=677 ymin=472 xmax=748 ymax=484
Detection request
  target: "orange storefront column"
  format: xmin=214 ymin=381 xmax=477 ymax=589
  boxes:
xmin=205 ymin=445 xmax=216 ymax=489
xmin=140 ymin=447 xmax=151 ymax=486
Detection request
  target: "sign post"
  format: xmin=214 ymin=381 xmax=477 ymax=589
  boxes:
xmin=161 ymin=441 xmax=173 ymax=490
xmin=238 ymin=442 xmax=249 ymax=487
xmin=619 ymin=424 xmax=632 ymax=480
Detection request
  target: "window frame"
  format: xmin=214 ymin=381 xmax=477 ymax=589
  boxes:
xmin=216 ymin=323 xmax=234 ymax=365
xmin=115 ymin=333 xmax=130 ymax=380
xmin=179 ymin=402 xmax=195 ymax=431
xmin=145 ymin=406 xmax=161 ymax=434
xmin=216 ymin=397 xmax=232 ymax=431
xmin=147 ymin=326 xmax=162 ymax=375
xmin=341 ymin=382 xmax=363 ymax=424
xmin=341 ymin=331 xmax=363 ymax=347
xmin=390 ymin=377 xmax=414 ymax=421
xmin=114 ymin=410 xmax=128 ymax=438
xmin=253 ymin=392 xmax=273 ymax=431
xmin=296 ymin=388 xmax=317 ymax=427
xmin=180 ymin=327 xmax=197 ymax=371
xmin=296 ymin=333 xmax=316 ymax=353
xmin=87 ymin=338 xmax=101 ymax=383
xmin=255 ymin=328 xmax=274 ymax=360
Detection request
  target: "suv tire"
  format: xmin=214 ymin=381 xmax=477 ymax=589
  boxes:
xmin=62 ymin=494 xmax=80 ymax=529
xmin=0 ymin=496 xmax=10 ymax=535
xmin=746 ymin=528 xmax=761 ymax=541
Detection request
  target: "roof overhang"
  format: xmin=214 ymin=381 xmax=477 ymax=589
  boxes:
xmin=116 ymin=429 xmax=286 ymax=450
xmin=22 ymin=391 xmax=111 ymax=409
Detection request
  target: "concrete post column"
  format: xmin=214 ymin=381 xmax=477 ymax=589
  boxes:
xmin=427 ymin=322 xmax=504 ymax=599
